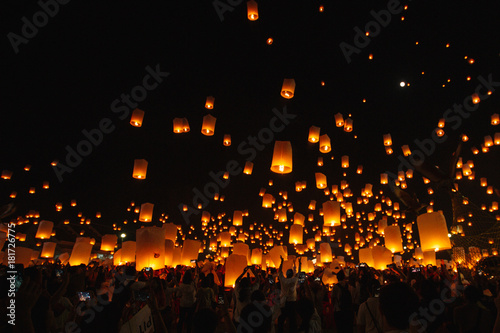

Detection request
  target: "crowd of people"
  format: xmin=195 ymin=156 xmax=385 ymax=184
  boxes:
xmin=1 ymin=257 xmax=500 ymax=333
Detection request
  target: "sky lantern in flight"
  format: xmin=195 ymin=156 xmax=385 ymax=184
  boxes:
xmin=35 ymin=220 xmax=53 ymax=239
xmin=262 ymin=193 xmax=273 ymax=208
xmin=315 ymin=173 xmax=327 ymax=189
xmin=320 ymin=242 xmax=332 ymax=263
xmin=281 ymin=79 xmax=295 ymax=99
xmin=1 ymin=170 xmax=13 ymax=179
xmin=293 ymin=212 xmax=305 ymax=226
xmin=100 ymin=234 xmax=118 ymax=251
xmin=69 ymin=237 xmax=93 ymax=266
xmin=225 ymin=254 xmax=248 ymax=287
xmin=205 ymin=96 xmax=214 ymax=109
xmin=289 ymin=224 xmax=303 ymax=245
xmin=251 ymin=248 xmax=262 ymax=265
xmin=270 ymin=141 xmax=293 ymax=174
xmin=173 ymin=118 xmax=190 ymax=133
xmin=233 ymin=210 xmax=243 ymax=226
xmin=323 ymin=201 xmax=340 ymax=227
xmin=383 ymin=134 xmax=392 ymax=146
xmin=163 ymin=223 xmax=178 ymax=241
xmin=41 ymin=242 xmax=56 ymax=258
xmin=384 ymin=225 xmax=403 ymax=253
xmin=121 ymin=241 xmax=136 ymax=263
xmin=341 ymin=155 xmax=349 ymax=168
xmin=319 ymin=134 xmax=331 ymax=153
xmin=247 ymin=0 xmax=258 ymax=20
xmin=308 ymin=126 xmax=320 ymax=143
xmin=202 ymin=114 xmax=216 ymax=136
xmin=136 ymin=227 xmax=166 ymax=270
xmin=417 ymin=211 xmax=452 ymax=252
xmin=223 ymin=134 xmax=232 ymax=146
xmin=139 ymin=203 xmax=154 ymax=222
xmin=243 ymin=161 xmax=254 ymax=174
xmin=130 ymin=108 xmax=145 ymax=127
xmin=180 ymin=239 xmax=201 ymax=266
xmin=133 ymin=159 xmax=148 ymax=179
xmin=334 ymin=113 xmax=344 ymax=127
xmin=344 ymin=118 xmax=353 ymax=132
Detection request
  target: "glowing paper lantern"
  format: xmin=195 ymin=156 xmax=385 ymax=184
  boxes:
xmin=163 ymin=223 xmax=178 ymax=241
xmin=201 ymin=114 xmax=217 ymax=136
xmin=359 ymin=248 xmax=375 ymax=267
xmin=41 ymin=242 xmax=56 ymax=258
xmin=269 ymin=245 xmax=287 ymax=267
xmin=173 ymin=117 xmax=190 ymax=133
xmin=293 ymin=212 xmax=305 ymax=226
xmin=384 ymin=225 xmax=403 ymax=253
xmin=247 ymin=0 xmax=258 ymax=20
xmin=243 ymin=161 xmax=254 ymax=175
xmin=180 ymin=239 xmax=201 ymax=266
xmin=422 ymin=250 xmax=436 ymax=266
xmin=136 ymin=227 xmax=166 ymax=270
xmin=137 ymin=203 xmax=154 ymax=222
xmin=289 ymin=224 xmax=303 ymax=244
xmin=233 ymin=242 xmax=250 ymax=265
xmin=133 ymin=159 xmax=148 ymax=179
xmin=315 ymin=173 xmax=327 ymax=189
xmin=323 ymin=201 xmax=340 ymax=227
xmin=383 ymin=134 xmax=392 ymax=146
xmin=281 ymin=79 xmax=295 ymax=99
xmin=113 ymin=249 xmax=122 ymax=266
xmin=308 ymin=126 xmax=320 ymax=143
xmin=378 ymin=218 xmax=388 ymax=235
xmin=202 ymin=211 xmax=211 ymax=223
xmin=320 ymin=242 xmax=332 ymax=263
xmin=233 ymin=210 xmax=243 ymax=226
xmin=205 ymin=96 xmax=215 ymax=109
xmin=225 ymin=254 xmax=248 ymax=287
xmin=219 ymin=231 xmax=232 ymax=247
xmin=262 ymin=193 xmax=274 ymax=208
xmin=69 ymin=237 xmax=93 ymax=266
xmin=35 ymin=220 xmax=54 ymax=239
xmin=130 ymin=108 xmax=145 ymax=127
xmin=417 ymin=211 xmax=451 ymax=252
xmin=57 ymin=252 xmax=70 ymax=265
xmin=251 ymin=248 xmax=262 ymax=265
xmin=372 ymin=246 xmax=392 ymax=270
xmin=100 ymin=234 xmax=118 ymax=251
xmin=344 ymin=118 xmax=353 ymax=132
xmin=270 ymin=141 xmax=293 ymax=174
xmin=121 ymin=241 xmax=136 ymax=263
xmin=172 ymin=247 xmax=182 ymax=266
xmin=319 ymin=134 xmax=331 ymax=153
xmin=334 ymin=113 xmax=344 ymax=127
xmin=341 ymin=155 xmax=349 ymax=168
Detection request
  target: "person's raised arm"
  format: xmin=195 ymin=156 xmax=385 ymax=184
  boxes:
xmin=279 ymin=256 xmax=284 ymax=276
xmin=298 ymin=257 xmax=302 ymax=274
xmin=235 ymin=267 xmax=248 ymax=284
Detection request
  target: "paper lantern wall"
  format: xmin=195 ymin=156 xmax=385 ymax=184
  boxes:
xmin=35 ymin=220 xmax=53 ymax=239
xmin=41 ymin=242 xmax=56 ymax=258
xmin=201 ymin=114 xmax=216 ymax=136
xmin=323 ymin=201 xmax=340 ymax=227
xmin=130 ymin=108 xmax=145 ymax=127
xmin=163 ymin=223 xmax=178 ymax=241
xmin=270 ymin=141 xmax=293 ymax=174
xmin=69 ymin=237 xmax=93 ymax=266
xmin=225 ymin=254 xmax=248 ymax=287
xmin=384 ymin=225 xmax=403 ymax=253
xmin=132 ymin=159 xmax=148 ymax=179
xmin=100 ymin=234 xmax=118 ymax=251
xmin=136 ymin=227 xmax=166 ymax=270
xmin=280 ymin=78 xmax=295 ymax=99
xmin=417 ymin=211 xmax=451 ymax=252
xmin=139 ymin=203 xmax=154 ymax=222
xmin=121 ymin=241 xmax=136 ymax=263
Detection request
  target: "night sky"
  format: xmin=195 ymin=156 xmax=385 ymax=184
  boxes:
xmin=2 ymin=0 xmax=500 ymax=260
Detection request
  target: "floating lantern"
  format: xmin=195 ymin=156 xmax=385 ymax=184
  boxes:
xmin=180 ymin=239 xmax=201 ymax=266
xmin=133 ymin=159 xmax=148 ymax=179
xmin=308 ymin=200 xmax=316 ymax=210
xmin=251 ymin=248 xmax=263 ymax=265
xmin=320 ymin=242 xmax=332 ymax=263
xmin=139 ymin=203 xmax=154 ymax=222
xmin=69 ymin=237 xmax=93 ymax=266
xmin=130 ymin=109 xmax=145 ymax=127
xmin=100 ymin=234 xmax=118 ymax=251
xmin=323 ymin=201 xmax=340 ymax=227
xmin=319 ymin=134 xmax=331 ymax=153
xmin=247 ymin=0 xmax=258 ymax=20
xmin=308 ymin=126 xmax=320 ymax=143
xmin=163 ymin=223 xmax=178 ymax=241
xmin=417 ymin=211 xmax=451 ymax=252
xmin=164 ymin=240 xmax=174 ymax=267
xmin=372 ymin=246 xmax=392 ymax=270
xmin=121 ymin=241 xmax=136 ymax=263
xmin=243 ymin=161 xmax=254 ymax=175
xmin=225 ymin=254 xmax=248 ymax=287
xmin=315 ymin=173 xmax=327 ymax=189
xmin=219 ymin=231 xmax=232 ymax=248
xmin=41 ymin=242 xmax=56 ymax=258
xmin=289 ymin=224 xmax=303 ymax=244
xmin=35 ymin=220 xmax=53 ymax=239
xmin=1 ymin=170 xmax=13 ymax=180
xmin=173 ymin=117 xmax=190 ymax=133
xmin=262 ymin=193 xmax=274 ymax=208
xmin=383 ymin=134 xmax=392 ymax=146
xmin=201 ymin=211 xmax=211 ymax=223
xmin=384 ymin=225 xmax=403 ymax=253
xmin=233 ymin=210 xmax=243 ymax=226
xmin=422 ymin=250 xmax=436 ymax=266
xmin=136 ymin=227 xmax=166 ymax=270
xmin=341 ymin=155 xmax=349 ymax=168
xmin=293 ymin=212 xmax=305 ymax=226
xmin=233 ymin=242 xmax=251 ymax=265
xmin=201 ymin=114 xmax=217 ymax=136
xmin=280 ymin=79 xmax=295 ymax=99
xmin=270 ymin=141 xmax=293 ymax=174
xmin=334 ymin=113 xmax=344 ymax=127
xmin=113 ymin=249 xmax=122 ymax=266
xmin=344 ymin=118 xmax=353 ymax=132
xmin=205 ymin=96 xmax=215 ymax=109
xmin=380 ymin=173 xmax=388 ymax=184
